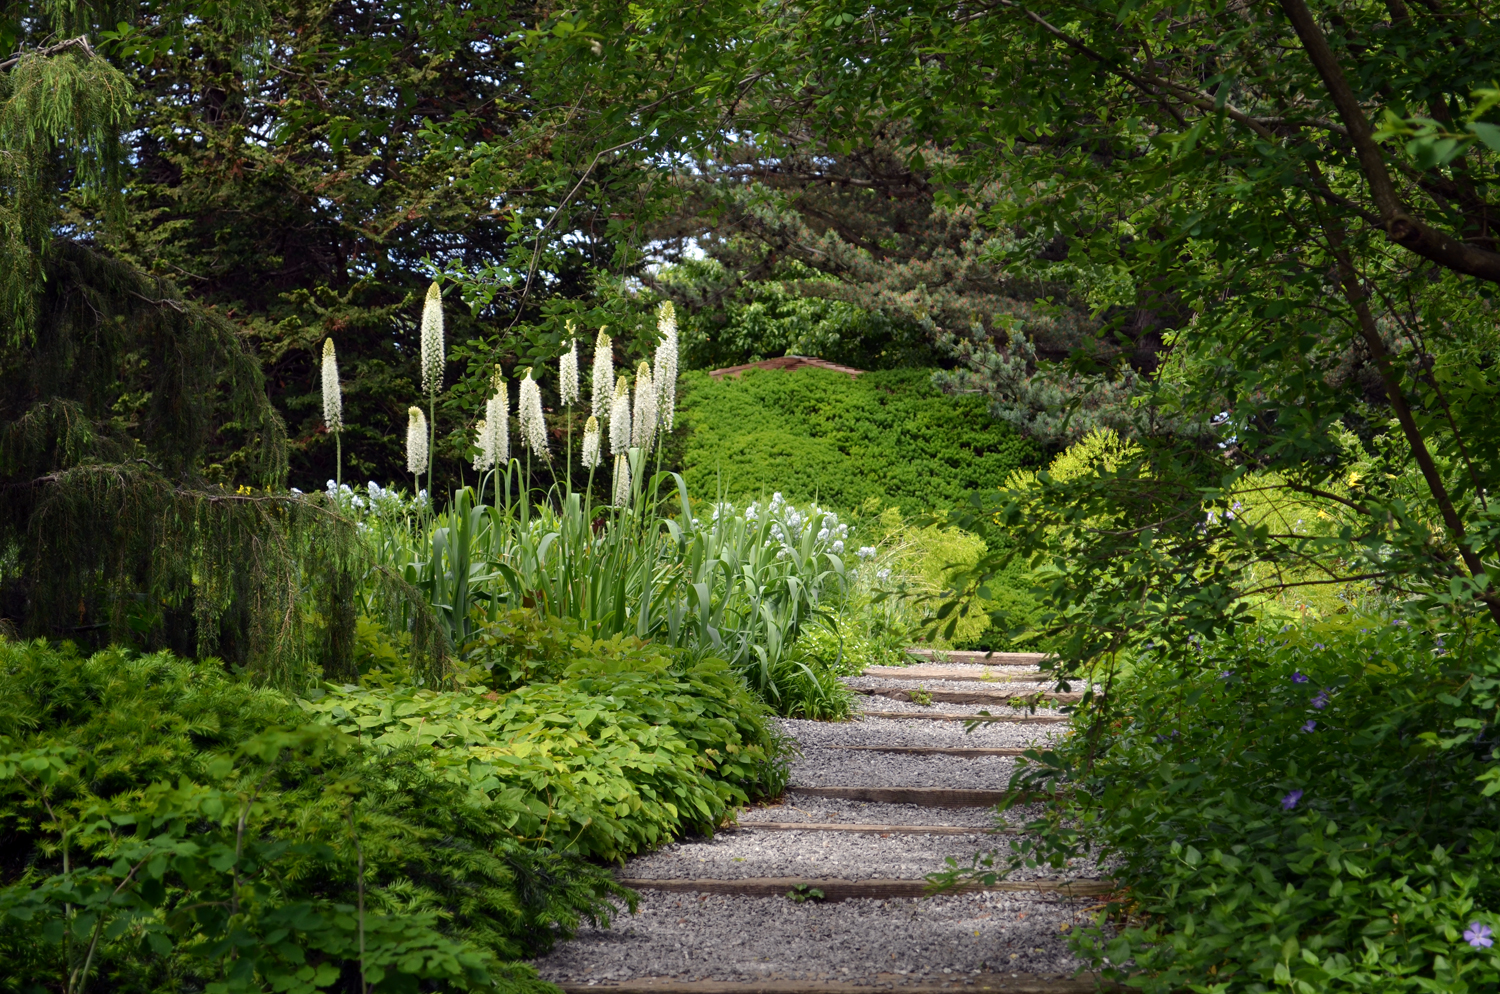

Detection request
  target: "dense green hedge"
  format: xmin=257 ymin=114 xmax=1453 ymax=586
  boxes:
xmin=676 ymin=367 xmax=1042 ymax=514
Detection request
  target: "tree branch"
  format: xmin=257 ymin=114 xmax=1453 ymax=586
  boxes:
xmin=1279 ymin=0 xmax=1500 ymax=283
xmin=0 ymin=36 xmax=97 ymax=71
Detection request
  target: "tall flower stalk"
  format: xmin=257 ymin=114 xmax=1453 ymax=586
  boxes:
xmin=631 ymin=360 xmax=656 ymax=450
xmin=321 ymin=337 xmax=343 ymax=487
xmin=655 ymin=301 xmax=678 ymax=436
xmin=560 ymin=330 xmax=579 ymax=485
xmin=609 ymin=373 xmax=632 ymax=508
xmin=591 ymin=327 xmax=613 ymax=428
xmin=406 ymin=406 xmax=428 ymax=495
xmin=419 ymin=281 xmax=444 ymax=499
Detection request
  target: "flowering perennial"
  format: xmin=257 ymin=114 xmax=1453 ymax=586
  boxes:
xmin=631 ymin=360 xmax=656 ymax=448
xmin=1465 ymin=923 xmax=1494 ymax=949
xmin=581 ymin=416 xmax=602 ymax=469
xmin=613 ymin=456 xmax=630 ymax=506
xmin=591 ymin=328 xmax=614 ymax=422
xmin=406 ymin=406 xmax=428 ymax=475
xmin=419 ymin=281 xmax=444 ymax=396
xmin=518 ymin=368 xmax=548 ymax=457
xmin=559 ymin=333 xmax=580 ymax=407
xmin=655 ymin=300 xmax=678 ymax=433
xmin=474 ymin=372 xmax=508 ymax=471
xmin=609 ymin=375 xmax=632 ymax=456
xmin=321 ymin=338 xmax=342 ymax=432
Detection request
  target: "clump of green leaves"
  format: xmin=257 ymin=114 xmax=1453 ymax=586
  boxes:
xmin=306 ymin=624 xmax=793 ymax=858
xmin=0 ymin=639 xmax=629 ymax=993
xmin=946 ymin=622 xmax=1500 ymax=992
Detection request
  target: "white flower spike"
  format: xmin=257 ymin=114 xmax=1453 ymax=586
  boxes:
xmin=559 ymin=332 xmax=580 ymax=407
xmin=631 ymin=360 xmax=656 ymax=449
xmin=591 ymin=327 xmax=614 ymax=422
xmin=406 ymin=406 xmax=428 ymax=475
xmin=518 ymin=368 xmax=548 ymax=457
xmin=613 ymin=455 xmax=631 ymax=506
xmin=581 ymin=415 xmax=602 ymax=470
xmin=321 ymin=338 xmax=342 ymax=433
xmin=609 ymin=374 xmax=632 ymax=456
xmin=655 ymin=301 xmax=678 ymax=433
xmin=420 ymin=281 xmax=444 ymax=396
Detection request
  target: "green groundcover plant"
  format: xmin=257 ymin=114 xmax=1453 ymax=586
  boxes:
xmin=0 ymin=634 xmax=789 ymax=992
xmin=946 ymin=620 xmax=1500 ymax=993
xmin=676 ymin=367 xmax=1041 ymax=516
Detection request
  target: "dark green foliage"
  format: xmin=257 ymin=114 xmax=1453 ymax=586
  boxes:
xmin=0 ymin=639 xmax=630 ymax=992
xmin=957 ymin=622 xmax=1500 ymax=992
xmin=676 ymin=367 xmax=1042 ymax=515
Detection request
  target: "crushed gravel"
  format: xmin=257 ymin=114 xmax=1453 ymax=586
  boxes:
xmin=853 ymin=696 xmax=1069 ymax=718
xmin=531 ymin=890 xmax=1104 ymax=985
xmin=789 ymin=746 xmax=1021 ymax=790
xmin=618 ymin=829 xmax=1099 ymax=882
xmin=846 ymin=676 xmax=1095 ymax=693
xmin=735 ymin=797 xmax=1049 ymax=830
xmin=779 ymin=717 xmax=1067 ymax=751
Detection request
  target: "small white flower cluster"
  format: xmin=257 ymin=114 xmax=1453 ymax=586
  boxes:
xmin=717 ymin=493 xmax=849 ymax=557
xmin=325 ymin=479 xmax=365 ymax=511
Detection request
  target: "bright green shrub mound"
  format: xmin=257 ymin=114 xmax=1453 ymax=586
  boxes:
xmin=676 ymin=367 xmax=1042 ymax=514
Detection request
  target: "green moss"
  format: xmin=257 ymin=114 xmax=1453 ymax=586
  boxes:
xmin=677 ymin=367 xmax=1042 ymax=515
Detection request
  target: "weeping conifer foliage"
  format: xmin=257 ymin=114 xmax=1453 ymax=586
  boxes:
xmin=0 ymin=243 xmax=446 ymax=687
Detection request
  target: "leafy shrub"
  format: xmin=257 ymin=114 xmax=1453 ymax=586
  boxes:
xmin=676 ymin=367 xmax=1042 ymax=516
xmin=0 ymin=640 xmax=626 ymax=994
xmin=963 ymin=622 xmax=1500 ymax=993
xmin=307 ymin=625 xmax=793 ymax=859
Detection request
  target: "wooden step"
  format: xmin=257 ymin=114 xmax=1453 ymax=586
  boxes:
xmin=825 ymin=745 xmax=1027 ymax=757
xmin=864 ymin=667 xmax=1052 ymax=683
xmin=858 ymin=710 xmax=1068 ymax=724
xmin=734 ymin=822 xmax=1010 ymax=836
xmin=558 ymin=975 xmax=1119 ymax=993
xmin=858 ymin=688 xmax=1083 ymax=706
xmin=787 ymin=786 xmax=1052 ymax=807
xmin=904 ymin=650 xmax=1049 ymax=666
xmin=616 ymin=875 xmax=1113 ymax=900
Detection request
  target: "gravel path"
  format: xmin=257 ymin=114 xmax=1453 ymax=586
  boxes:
xmin=530 ymin=663 xmax=1107 ymax=990
xmin=781 ymin=717 xmax=1065 ymax=750
xmin=789 ymin=746 xmax=1023 ymax=790
xmin=619 ymin=830 xmax=1100 ymax=882
xmin=736 ymin=797 xmax=1052 ymax=829
xmin=854 ymin=697 xmax=1068 ymax=718
xmin=535 ymin=891 xmax=1098 ymax=984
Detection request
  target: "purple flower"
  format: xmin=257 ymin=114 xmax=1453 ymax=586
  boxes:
xmin=1311 ymin=690 xmax=1329 ymax=709
xmin=1313 ymin=643 xmax=1324 ymax=650
xmin=1220 ymin=670 xmax=1234 ymax=679
xmin=1301 ymin=720 xmax=1317 ymax=733
xmin=1281 ymin=790 xmax=1303 ymax=810
xmin=1464 ymin=923 xmax=1493 ymax=949
xmin=1291 ymin=671 xmax=1309 ymax=684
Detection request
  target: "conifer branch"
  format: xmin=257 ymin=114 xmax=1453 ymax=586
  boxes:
xmin=0 ymin=36 xmax=98 ymax=71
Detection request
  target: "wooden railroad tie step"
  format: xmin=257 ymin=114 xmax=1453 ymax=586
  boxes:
xmin=824 ymin=745 xmax=1027 ymax=757
xmin=857 ymin=688 xmax=1083 ymax=706
xmin=615 ymin=876 xmax=1113 ymax=901
xmin=735 ymin=822 xmax=1012 ymax=836
xmin=863 ymin=666 xmax=1050 ymax=683
xmin=902 ymin=650 xmax=1050 ymax=666
xmin=786 ymin=786 xmax=1057 ymax=807
xmin=558 ymin=975 xmax=1119 ymax=993
xmin=858 ymin=710 xmax=1068 ymax=724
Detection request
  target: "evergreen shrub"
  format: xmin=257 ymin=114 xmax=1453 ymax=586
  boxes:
xmin=676 ymin=367 xmax=1042 ymax=516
